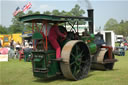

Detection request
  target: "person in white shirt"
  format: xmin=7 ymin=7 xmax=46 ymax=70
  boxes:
xmin=16 ymin=42 xmax=21 ymax=51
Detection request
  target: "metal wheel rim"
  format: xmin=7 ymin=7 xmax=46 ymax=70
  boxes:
xmin=60 ymin=40 xmax=91 ymax=80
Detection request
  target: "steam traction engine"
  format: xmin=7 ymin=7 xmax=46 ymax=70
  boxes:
xmin=19 ymin=9 xmax=117 ymax=80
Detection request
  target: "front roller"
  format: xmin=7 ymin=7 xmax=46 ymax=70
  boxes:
xmin=91 ymin=49 xmax=117 ymax=70
xmin=60 ymin=40 xmax=91 ymax=80
xmin=103 ymin=51 xmax=116 ymax=70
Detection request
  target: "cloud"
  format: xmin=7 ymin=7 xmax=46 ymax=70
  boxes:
xmin=40 ymin=5 xmax=50 ymax=10
xmin=34 ymin=4 xmax=56 ymax=12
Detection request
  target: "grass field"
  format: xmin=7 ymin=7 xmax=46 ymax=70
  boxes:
xmin=0 ymin=51 xmax=128 ymax=85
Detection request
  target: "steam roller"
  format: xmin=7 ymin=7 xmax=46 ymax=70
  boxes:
xmin=19 ymin=8 xmax=117 ymax=81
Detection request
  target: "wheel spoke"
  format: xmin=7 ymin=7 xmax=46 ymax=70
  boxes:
xmin=73 ymin=66 xmax=77 ymax=74
xmin=71 ymin=53 xmax=76 ymax=58
xmin=70 ymin=61 xmax=76 ymax=66
xmin=74 ymin=51 xmax=84 ymax=65
xmin=75 ymin=45 xmax=78 ymax=55
xmin=74 ymin=66 xmax=81 ymax=76
xmin=77 ymin=45 xmax=79 ymax=51
xmin=78 ymin=51 xmax=84 ymax=58
xmin=75 ymin=45 xmax=81 ymax=55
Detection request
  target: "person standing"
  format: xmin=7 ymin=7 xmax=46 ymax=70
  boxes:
xmin=0 ymin=38 xmax=1 ymax=48
xmin=120 ymin=42 xmax=125 ymax=56
xmin=22 ymin=40 xmax=25 ymax=47
xmin=48 ymin=23 xmax=66 ymax=61
xmin=10 ymin=40 xmax=14 ymax=49
xmin=16 ymin=42 xmax=21 ymax=51
xmin=124 ymin=42 xmax=127 ymax=51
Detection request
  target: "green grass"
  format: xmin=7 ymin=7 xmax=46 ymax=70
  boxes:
xmin=115 ymin=42 xmax=120 ymax=47
xmin=0 ymin=51 xmax=128 ymax=85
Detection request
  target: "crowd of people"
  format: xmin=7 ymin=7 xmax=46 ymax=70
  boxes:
xmin=10 ymin=39 xmax=33 ymax=50
xmin=118 ymin=40 xmax=128 ymax=56
xmin=7 ymin=39 xmax=33 ymax=60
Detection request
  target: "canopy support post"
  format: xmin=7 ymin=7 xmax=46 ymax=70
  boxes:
xmin=32 ymin=21 xmax=35 ymax=50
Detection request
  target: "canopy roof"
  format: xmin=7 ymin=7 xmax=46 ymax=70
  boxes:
xmin=19 ymin=14 xmax=92 ymax=23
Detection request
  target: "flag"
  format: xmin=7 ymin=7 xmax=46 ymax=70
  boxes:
xmin=13 ymin=7 xmax=21 ymax=16
xmin=22 ymin=2 xmax=32 ymax=12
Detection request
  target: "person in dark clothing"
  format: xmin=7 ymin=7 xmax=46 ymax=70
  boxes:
xmin=95 ymin=32 xmax=105 ymax=47
xmin=82 ymin=28 xmax=90 ymax=36
xmin=10 ymin=40 xmax=14 ymax=49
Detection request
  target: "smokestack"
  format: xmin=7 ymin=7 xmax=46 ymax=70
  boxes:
xmin=87 ymin=9 xmax=94 ymax=34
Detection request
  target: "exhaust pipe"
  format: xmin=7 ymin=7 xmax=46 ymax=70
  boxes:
xmin=87 ymin=9 xmax=94 ymax=34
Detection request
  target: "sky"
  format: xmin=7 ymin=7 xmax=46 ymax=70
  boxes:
xmin=0 ymin=0 xmax=128 ymax=30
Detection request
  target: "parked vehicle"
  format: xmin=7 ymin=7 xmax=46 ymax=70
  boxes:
xmin=115 ymin=35 xmax=123 ymax=43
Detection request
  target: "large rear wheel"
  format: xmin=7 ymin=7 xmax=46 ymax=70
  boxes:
xmin=60 ymin=40 xmax=91 ymax=80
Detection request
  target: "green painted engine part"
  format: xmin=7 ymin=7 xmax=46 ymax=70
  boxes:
xmin=32 ymin=32 xmax=43 ymax=39
xmin=81 ymin=34 xmax=97 ymax=54
xmin=88 ymin=43 xmax=97 ymax=54
xmin=32 ymin=50 xmax=60 ymax=78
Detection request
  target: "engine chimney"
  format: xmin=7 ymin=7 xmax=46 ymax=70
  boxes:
xmin=87 ymin=9 xmax=94 ymax=34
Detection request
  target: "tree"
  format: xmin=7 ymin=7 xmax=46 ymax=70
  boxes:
xmin=43 ymin=4 xmax=85 ymax=24
xmin=60 ymin=10 xmax=66 ymax=16
xmin=43 ymin=11 xmax=51 ymax=15
xmin=70 ymin=4 xmax=85 ymax=16
xmin=120 ymin=20 xmax=124 ymax=24
xmin=104 ymin=18 xmax=128 ymax=36
xmin=52 ymin=9 xmax=61 ymax=15
xmin=43 ymin=4 xmax=85 ymax=17
xmin=119 ymin=21 xmax=128 ymax=36
xmin=33 ymin=11 xmax=40 ymax=14
xmin=104 ymin=18 xmax=118 ymax=30
xmin=9 ymin=12 xmax=25 ymax=33
xmin=0 ymin=25 xmax=8 ymax=34
xmin=27 ymin=10 xmax=33 ymax=15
